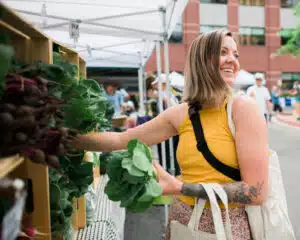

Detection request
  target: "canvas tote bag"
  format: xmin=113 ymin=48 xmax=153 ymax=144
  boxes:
xmin=171 ymin=183 xmax=233 ymax=240
xmin=227 ymin=96 xmax=295 ymax=240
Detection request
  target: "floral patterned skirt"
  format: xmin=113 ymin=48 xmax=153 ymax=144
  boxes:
xmin=164 ymin=197 xmax=252 ymax=240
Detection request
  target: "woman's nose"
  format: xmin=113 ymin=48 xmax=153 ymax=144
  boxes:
xmin=225 ymin=54 xmax=235 ymax=63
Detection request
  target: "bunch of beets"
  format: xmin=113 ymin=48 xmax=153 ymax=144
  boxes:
xmin=0 ymin=73 xmax=77 ymax=170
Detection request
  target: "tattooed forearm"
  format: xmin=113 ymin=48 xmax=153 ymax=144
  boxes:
xmin=181 ymin=183 xmax=208 ymax=199
xmin=181 ymin=181 xmax=264 ymax=205
xmin=222 ymin=181 xmax=264 ymax=204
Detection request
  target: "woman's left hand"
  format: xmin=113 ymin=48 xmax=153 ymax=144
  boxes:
xmin=153 ymin=161 xmax=183 ymax=195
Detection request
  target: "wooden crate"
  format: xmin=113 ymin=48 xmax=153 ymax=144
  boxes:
xmin=1 ymin=4 xmax=53 ymax=239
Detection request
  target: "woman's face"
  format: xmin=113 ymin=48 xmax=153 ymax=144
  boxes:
xmin=219 ymin=36 xmax=240 ymax=86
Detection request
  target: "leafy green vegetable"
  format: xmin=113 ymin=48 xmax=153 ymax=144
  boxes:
xmin=120 ymin=184 xmax=144 ymax=208
xmin=122 ymin=157 xmax=145 ymax=177
xmin=60 ymin=80 xmax=108 ymax=133
xmin=104 ymin=139 xmax=163 ymax=213
xmin=106 ymin=153 xmax=124 ymax=181
xmin=132 ymin=147 xmax=152 ymax=172
xmin=122 ymin=171 xmax=146 ymax=185
xmin=104 ymin=181 xmax=131 ymax=201
xmin=138 ymin=179 xmax=163 ymax=202
xmin=127 ymin=139 xmax=138 ymax=155
xmin=0 ymin=44 xmax=14 ymax=98
xmin=127 ymin=198 xmax=153 ymax=213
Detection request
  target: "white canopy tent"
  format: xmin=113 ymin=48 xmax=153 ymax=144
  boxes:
xmin=170 ymin=72 xmax=184 ymax=91
xmin=2 ymin=0 xmax=188 ymax=108
xmin=2 ymin=0 xmax=189 ymax=227
xmin=234 ymin=69 xmax=256 ymax=87
xmin=4 ymin=0 xmax=187 ymax=41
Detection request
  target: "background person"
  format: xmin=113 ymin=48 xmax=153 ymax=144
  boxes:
xmin=290 ymin=81 xmax=300 ymax=121
xmin=271 ymin=85 xmax=283 ymax=114
xmin=246 ymin=73 xmax=271 ymax=122
xmin=103 ymin=81 xmax=124 ymax=116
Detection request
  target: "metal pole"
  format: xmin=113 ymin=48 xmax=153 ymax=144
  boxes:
xmin=156 ymin=40 xmax=168 ymax=228
xmin=162 ymin=9 xmax=176 ymax=176
xmin=138 ymin=67 xmax=145 ymax=115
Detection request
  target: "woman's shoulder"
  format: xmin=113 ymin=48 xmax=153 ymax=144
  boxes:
xmin=164 ymin=103 xmax=188 ymax=129
xmin=232 ymin=95 xmax=265 ymax=123
xmin=232 ymin=94 xmax=257 ymax=109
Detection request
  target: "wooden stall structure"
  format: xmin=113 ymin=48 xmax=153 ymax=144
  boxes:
xmin=0 ymin=3 xmax=88 ymax=239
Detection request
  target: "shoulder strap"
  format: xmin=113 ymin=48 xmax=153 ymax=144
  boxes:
xmin=227 ymin=93 xmax=246 ymax=138
xmin=226 ymin=97 xmax=236 ymax=138
xmin=188 ymin=103 xmax=241 ymax=181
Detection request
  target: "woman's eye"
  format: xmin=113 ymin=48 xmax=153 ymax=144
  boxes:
xmin=221 ymin=50 xmax=226 ymax=55
xmin=235 ymin=54 xmax=239 ymax=58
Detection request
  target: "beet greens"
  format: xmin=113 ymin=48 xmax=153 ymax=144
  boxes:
xmin=0 ymin=46 xmax=111 ymax=237
xmin=104 ymin=139 xmax=163 ymax=213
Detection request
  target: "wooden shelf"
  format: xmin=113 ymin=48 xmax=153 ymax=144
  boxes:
xmin=0 ymin=20 xmax=30 ymax=39
xmin=0 ymin=155 xmax=24 ymax=178
xmin=1 ymin=3 xmax=48 ymax=39
xmin=0 ymin=3 xmax=87 ymax=239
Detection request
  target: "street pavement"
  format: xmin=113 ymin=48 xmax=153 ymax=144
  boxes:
xmin=268 ymin=119 xmax=300 ymax=239
xmin=124 ymin=120 xmax=300 ymax=240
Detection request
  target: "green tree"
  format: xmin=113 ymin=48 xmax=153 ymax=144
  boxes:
xmin=276 ymin=3 xmax=300 ymax=56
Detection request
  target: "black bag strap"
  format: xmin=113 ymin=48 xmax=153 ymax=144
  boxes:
xmin=188 ymin=103 xmax=241 ymax=181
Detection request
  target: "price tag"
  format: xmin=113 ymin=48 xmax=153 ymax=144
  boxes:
xmin=1 ymin=192 xmax=26 ymax=240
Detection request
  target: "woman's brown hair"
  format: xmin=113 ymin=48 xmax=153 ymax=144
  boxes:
xmin=183 ymin=29 xmax=236 ymax=107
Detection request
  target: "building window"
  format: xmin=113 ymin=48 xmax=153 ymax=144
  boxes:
xmin=200 ymin=25 xmax=227 ymax=34
xmin=239 ymin=0 xmax=264 ymax=6
xmin=239 ymin=27 xmax=265 ymax=45
xmin=200 ymin=0 xmax=227 ymax=3
xmin=169 ymin=20 xmax=183 ymax=44
xmin=280 ymin=28 xmax=294 ymax=45
xmin=282 ymin=72 xmax=300 ymax=90
xmin=281 ymin=0 xmax=297 ymax=8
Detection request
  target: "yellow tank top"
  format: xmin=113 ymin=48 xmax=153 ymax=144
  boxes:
xmin=177 ymin=99 xmax=239 ymax=207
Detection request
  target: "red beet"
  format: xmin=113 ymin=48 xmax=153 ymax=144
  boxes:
xmin=46 ymin=155 xmax=60 ymax=170
xmin=0 ymin=103 xmax=16 ymax=113
xmin=24 ymin=148 xmax=46 ymax=164
xmin=0 ymin=112 xmax=14 ymax=127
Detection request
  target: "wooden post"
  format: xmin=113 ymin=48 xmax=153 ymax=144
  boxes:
xmin=71 ymin=199 xmax=79 ymax=232
xmin=79 ymin=58 xmax=86 ymax=79
xmin=77 ymin=196 xmax=86 ymax=228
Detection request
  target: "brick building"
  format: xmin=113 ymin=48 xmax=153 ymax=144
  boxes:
xmin=145 ymin=0 xmax=300 ymax=90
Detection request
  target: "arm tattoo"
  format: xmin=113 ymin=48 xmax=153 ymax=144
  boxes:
xmin=224 ymin=181 xmax=264 ymax=204
xmin=181 ymin=181 xmax=264 ymax=205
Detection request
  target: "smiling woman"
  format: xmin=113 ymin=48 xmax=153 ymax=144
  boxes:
xmin=72 ymin=30 xmax=269 ymax=240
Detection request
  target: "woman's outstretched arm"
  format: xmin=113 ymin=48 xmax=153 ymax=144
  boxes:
xmin=72 ymin=105 xmax=180 ymax=152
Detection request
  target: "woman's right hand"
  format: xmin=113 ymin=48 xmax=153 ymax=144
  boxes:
xmin=153 ymin=161 xmax=183 ymax=195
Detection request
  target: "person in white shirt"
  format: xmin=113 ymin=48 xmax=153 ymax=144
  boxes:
xmin=152 ymin=75 xmax=179 ymax=108
xmin=246 ymin=73 xmax=271 ymax=122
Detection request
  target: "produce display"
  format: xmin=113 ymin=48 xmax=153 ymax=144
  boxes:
xmin=0 ymin=43 xmax=14 ymax=97
xmin=0 ymin=42 xmax=110 ymax=238
xmin=104 ymin=139 xmax=163 ymax=213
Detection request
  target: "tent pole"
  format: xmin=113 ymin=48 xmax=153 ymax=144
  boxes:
xmin=156 ymin=40 xmax=168 ymax=229
xmin=138 ymin=67 xmax=145 ymax=115
xmin=163 ymin=39 xmax=175 ymax=176
xmin=162 ymin=8 xmax=176 ymax=176
xmin=155 ymin=41 xmax=166 ymax=170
